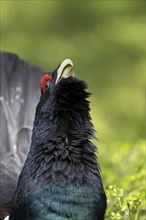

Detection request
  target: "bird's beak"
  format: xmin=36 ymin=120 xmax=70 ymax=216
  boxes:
xmin=4 ymin=216 xmax=9 ymax=220
xmin=55 ymin=59 xmax=75 ymax=84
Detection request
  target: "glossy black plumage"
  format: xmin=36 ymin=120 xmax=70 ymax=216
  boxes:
xmin=10 ymin=60 xmax=107 ymax=219
xmin=0 ymin=55 xmax=107 ymax=219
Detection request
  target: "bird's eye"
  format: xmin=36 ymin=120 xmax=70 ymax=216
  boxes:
xmin=40 ymin=74 xmax=52 ymax=94
xmin=44 ymin=80 xmax=51 ymax=92
xmin=45 ymin=81 xmax=50 ymax=90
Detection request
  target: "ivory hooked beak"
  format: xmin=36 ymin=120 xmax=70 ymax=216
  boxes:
xmin=56 ymin=59 xmax=75 ymax=84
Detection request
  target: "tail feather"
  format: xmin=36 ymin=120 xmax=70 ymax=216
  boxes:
xmin=0 ymin=52 xmax=43 ymax=219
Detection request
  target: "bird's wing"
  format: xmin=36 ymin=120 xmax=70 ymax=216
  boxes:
xmin=0 ymin=52 xmax=43 ymax=219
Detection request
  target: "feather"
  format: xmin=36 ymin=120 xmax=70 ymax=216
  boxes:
xmin=1 ymin=56 xmax=107 ymax=219
xmin=0 ymin=52 xmax=43 ymax=219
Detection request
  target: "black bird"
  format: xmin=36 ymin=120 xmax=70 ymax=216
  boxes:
xmin=1 ymin=56 xmax=107 ymax=220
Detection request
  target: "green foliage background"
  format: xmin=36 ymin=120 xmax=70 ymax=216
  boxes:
xmin=1 ymin=1 xmax=145 ymax=219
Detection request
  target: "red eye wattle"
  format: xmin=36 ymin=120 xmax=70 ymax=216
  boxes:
xmin=40 ymin=74 xmax=52 ymax=93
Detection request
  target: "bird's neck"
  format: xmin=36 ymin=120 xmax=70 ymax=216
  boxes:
xmin=33 ymin=78 xmax=94 ymax=143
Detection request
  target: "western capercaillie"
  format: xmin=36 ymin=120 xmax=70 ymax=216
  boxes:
xmin=4 ymin=58 xmax=107 ymax=220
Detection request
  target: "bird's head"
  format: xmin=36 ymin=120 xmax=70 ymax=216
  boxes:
xmin=34 ymin=58 xmax=90 ymax=134
xmin=40 ymin=59 xmax=75 ymax=94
